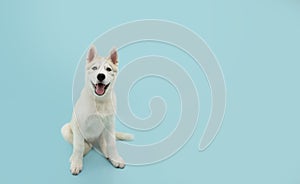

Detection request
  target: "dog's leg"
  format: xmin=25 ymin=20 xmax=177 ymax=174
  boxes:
xmin=104 ymin=121 xmax=125 ymax=168
xmin=68 ymin=122 xmax=86 ymax=175
xmin=61 ymin=123 xmax=92 ymax=156
xmin=99 ymin=133 xmax=108 ymax=158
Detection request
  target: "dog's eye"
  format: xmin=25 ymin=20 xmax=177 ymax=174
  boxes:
xmin=92 ymin=66 xmax=97 ymax=70
xmin=106 ymin=67 xmax=112 ymax=72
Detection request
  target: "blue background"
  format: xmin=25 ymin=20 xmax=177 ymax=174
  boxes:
xmin=1 ymin=0 xmax=300 ymax=183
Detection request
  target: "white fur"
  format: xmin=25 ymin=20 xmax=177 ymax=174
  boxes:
xmin=61 ymin=45 xmax=132 ymax=175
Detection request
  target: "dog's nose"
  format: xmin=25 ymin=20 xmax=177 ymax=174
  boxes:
xmin=97 ymin=73 xmax=105 ymax=81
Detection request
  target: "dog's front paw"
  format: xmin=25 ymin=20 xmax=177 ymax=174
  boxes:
xmin=108 ymin=156 xmax=125 ymax=169
xmin=70 ymin=157 xmax=83 ymax=175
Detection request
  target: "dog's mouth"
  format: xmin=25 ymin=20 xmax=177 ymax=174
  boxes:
xmin=92 ymin=82 xmax=110 ymax=96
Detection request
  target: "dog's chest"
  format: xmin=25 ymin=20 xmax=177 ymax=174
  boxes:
xmin=95 ymin=102 xmax=115 ymax=116
xmin=79 ymin=114 xmax=112 ymax=142
xmin=74 ymin=89 xmax=116 ymax=142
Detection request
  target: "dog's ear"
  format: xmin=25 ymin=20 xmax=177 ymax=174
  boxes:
xmin=86 ymin=45 xmax=97 ymax=63
xmin=110 ymin=47 xmax=118 ymax=65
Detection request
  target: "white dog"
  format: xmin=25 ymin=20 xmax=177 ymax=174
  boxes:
xmin=61 ymin=45 xmax=132 ymax=175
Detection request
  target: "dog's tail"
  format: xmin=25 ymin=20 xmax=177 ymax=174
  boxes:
xmin=115 ymin=132 xmax=134 ymax=141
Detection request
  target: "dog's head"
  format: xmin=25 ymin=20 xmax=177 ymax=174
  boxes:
xmin=85 ymin=45 xmax=118 ymax=98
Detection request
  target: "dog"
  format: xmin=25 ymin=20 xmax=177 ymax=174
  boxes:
xmin=61 ymin=45 xmax=133 ymax=175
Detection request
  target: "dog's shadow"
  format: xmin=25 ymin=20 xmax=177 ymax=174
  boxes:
xmin=80 ymin=149 xmax=123 ymax=177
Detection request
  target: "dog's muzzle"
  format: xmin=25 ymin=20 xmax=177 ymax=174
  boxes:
xmin=92 ymin=82 xmax=110 ymax=96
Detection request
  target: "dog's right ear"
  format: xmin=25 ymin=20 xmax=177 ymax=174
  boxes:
xmin=86 ymin=45 xmax=97 ymax=63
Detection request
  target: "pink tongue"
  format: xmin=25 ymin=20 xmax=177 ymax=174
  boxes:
xmin=95 ymin=84 xmax=105 ymax=95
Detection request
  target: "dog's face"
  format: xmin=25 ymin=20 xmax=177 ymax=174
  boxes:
xmin=85 ymin=45 xmax=118 ymax=97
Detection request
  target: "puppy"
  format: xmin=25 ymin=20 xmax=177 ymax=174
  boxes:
xmin=61 ymin=45 xmax=132 ymax=175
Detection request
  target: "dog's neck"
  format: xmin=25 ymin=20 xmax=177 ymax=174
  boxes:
xmin=79 ymin=85 xmax=116 ymax=116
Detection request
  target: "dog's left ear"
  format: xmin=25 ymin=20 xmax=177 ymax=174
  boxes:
xmin=110 ymin=48 xmax=118 ymax=65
